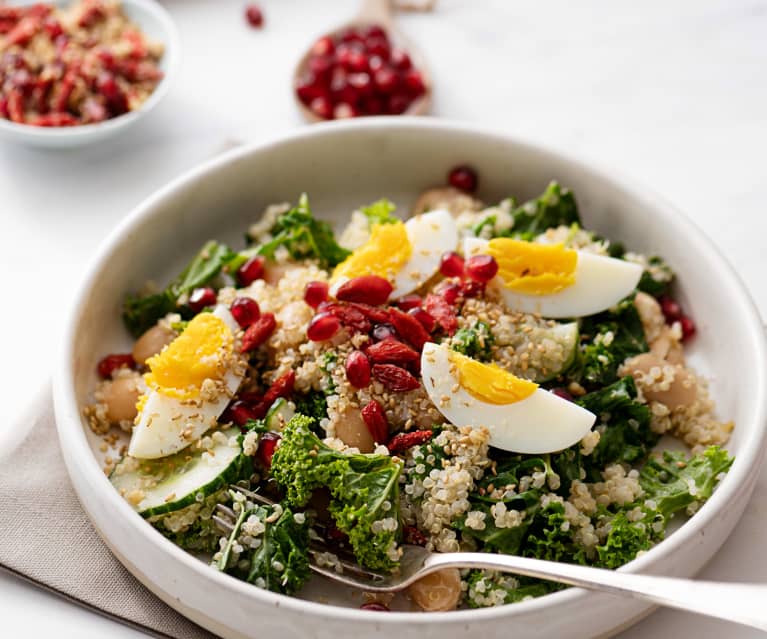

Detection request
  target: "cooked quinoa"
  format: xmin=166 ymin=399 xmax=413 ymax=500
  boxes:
xmin=88 ymin=181 xmax=734 ymax=611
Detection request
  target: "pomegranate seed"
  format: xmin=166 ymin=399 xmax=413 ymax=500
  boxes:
xmin=395 ymin=294 xmax=422 ymax=311
xmin=387 ymin=93 xmax=410 ymax=114
xmin=97 ymin=353 xmax=135 ymax=379
xmin=362 ymin=96 xmax=384 ymax=115
xmin=310 ymin=95 xmax=333 ymax=119
xmin=448 ymin=165 xmax=479 ymax=193
xmin=345 ymin=350 xmax=371 ymax=388
xmin=368 ymin=55 xmax=386 ymax=72
xmin=372 ymin=363 xmax=420 ymax=392
xmin=304 ymin=281 xmax=329 ymax=308
xmin=403 ymin=69 xmax=425 ymax=95
xmin=42 ymin=17 xmax=61 ymax=39
xmin=461 ymin=280 xmax=485 ymax=298
xmin=336 ymin=275 xmax=392 ymax=306
xmin=408 ymin=307 xmax=436 ymax=333
xmin=348 ymin=72 xmax=373 ymax=96
xmin=309 ymin=55 xmax=333 ymax=79
xmin=387 ymin=429 xmax=433 ymax=454
xmin=364 ymin=24 xmax=387 ymax=40
xmin=334 ymin=102 xmax=357 ymax=119
xmin=347 ymin=49 xmax=368 ymax=72
xmin=296 ymin=74 xmax=324 ymax=104
xmin=372 ymin=323 xmax=397 ymax=342
xmin=390 ymin=48 xmax=411 ymax=70
xmin=312 ymin=35 xmax=335 ymax=57
xmin=237 ymin=255 xmax=266 ymax=286
xmin=307 ymin=312 xmax=341 ymax=341
xmin=365 ymin=36 xmax=390 ymax=59
xmin=241 ymin=313 xmax=276 ymax=352
xmin=361 ymin=399 xmax=389 ymax=444
xmin=230 ymin=297 xmax=261 ymax=327
xmin=245 ymin=4 xmax=264 ymax=28
xmin=257 ymin=432 xmax=281 ymax=469
xmin=373 ymin=66 xmax=398 ymax=93
xmin=551 ymin=388 xmax=574 ymax=402
xmin=341 ymin=28 xmax=364 ymax=44
xmin=82 ymin=98 xmax=107 ymax=123
xmin=188 ymin=287 xmax=217 ymax=312
xmin=435 ymin=280 xmax=462 ymax=305
xmin=465 ymin=255 xmax=498 ymax=283
xmin=335 ymin=43 xmax=356 ymax=68
xmin=360 ymin=603 xmax=390 ymax=612
xmin=222 ymin=400 xmax=258 ymax=426
xmin=659 ymin=295 xmax=682 ymax=323
xmin=439 ymin=251 xmax=465 ymax=278
xmin=680 ymin=316 xmax=696 ymax=341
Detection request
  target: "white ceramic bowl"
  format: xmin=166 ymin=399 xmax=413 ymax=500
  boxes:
xmin=54 ymin=119 xmax=767 ymax=639
xmin=0 ymin=0 xmax=178 ymax=149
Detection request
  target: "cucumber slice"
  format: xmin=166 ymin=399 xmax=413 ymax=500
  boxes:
xmin=532 ymin=321 xmax=579 ymax=382
xmin=110 ymin=427 xmax=249 ymax=517
xmin=264 ymin=398 xmax=295 ymax=431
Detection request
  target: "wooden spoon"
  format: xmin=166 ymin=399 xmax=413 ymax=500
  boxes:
xmin=293 ymin=0 xmax=432 ymax=122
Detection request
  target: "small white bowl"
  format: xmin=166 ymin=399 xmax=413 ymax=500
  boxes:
xmin=54 ymin=119 xmax=767 ymax=638
xmin=0 ymin=0 xmax=179 ymax=149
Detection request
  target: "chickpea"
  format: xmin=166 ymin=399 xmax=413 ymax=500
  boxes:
xmin=334 ymin=406 xmax=375 ymax=453
xmin=132 ymin=324 xmax=176 ymax=365
xmin=633 ymin=292 xmax=665 ymax=343
xmin=413 ymin=187 xmax=483 ymax=218
xmin=650 ymin=326 xmax=685 ymax=366
xmin=623 ymin=352 xmax=697 ymax=410
xmin=103 ymin=376 xmax=140 ymax=422
xmin=408 ymin=568 xmax=462 ymax=612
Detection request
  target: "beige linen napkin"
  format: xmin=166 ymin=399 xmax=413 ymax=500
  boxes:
xmin=0 ymin=385 xmax=217 ymax=639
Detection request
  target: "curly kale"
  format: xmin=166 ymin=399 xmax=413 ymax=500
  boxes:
xmin=270 ymin=415 xmax=402 ymax=572
xmin=450 ymin=321 xmax=495 ymax=362
xmin=465 ymin=570 xmax=554 ymax=607
xmin=576 ymin=377 xmax=657 ymax=479
xmin=216 ymin=503 xmax=311 ymax=595
xmin=504 ymin=181 xmax=581 ymax=239
xmin=360 ymin=198 xmax=399 ymax=225
xmin=122 ymin=240 xmax=236 ymax=336
xmin=572 ymin=297 xmax=648 ymax=388
xmin=247 ymin=193 xmax=350 ymax=268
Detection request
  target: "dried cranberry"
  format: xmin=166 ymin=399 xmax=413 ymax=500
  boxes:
xmin=439 ymin=251 xmax=465 ymax=278
xmin=448 ymin=165 xmax=479 ymax=193
xmin=188 ymin=287 xmax=217 ymax=313
xmin=395 ymin=294 xmax=422 ymax=311
xmin=97 ymin=353 xmax=135 ymax=379
xmin=241 ymin=313 xmax=276 ymax=352
xmin=230 ymin=297 xmax=261 ymax=327
xmin=310 ymin=95 xmax=333 ymax=120
xmin=345 ymin=350 xmax=371 ymax=388
xmin=465 ymin=255 xmax=498 ymax=282
xmin=304 ymin=281 xmax=329 ymax=308
xmin=307 ymin=312 xmax=341 ymax=341
xmin=408 ymin=307 xmax=436 ymax=333
xmin=361 ymin=399 xmax=389 ymax=444
xmin=360 ymin=603 xmax=390 ymax=612
xmin=551 ymin=388 xmax=574 ymax=402
xmin=336 ymin=275 xmax=393 ymax=306
xmin=372 ymin=323 xmax=397 ymax=342
xmin=659 ymin=295 xmax=682 ymax=323
xmin=680 ymin=316 xmax=696 ymax=341
xmin=222 ymin=400 xmax=258 ymax=427
xmin=257 ymin=432 xmax=281 ymax=469
xmin=237 ymin=255 xmax=266 ymax=286
xmin=244 ymin=4 xmax=264 ymax=28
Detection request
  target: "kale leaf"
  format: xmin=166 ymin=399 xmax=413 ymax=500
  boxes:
xmin=270 ymin=414 xmax=402 ymax=572
xmin=595 ymin=509 xmax=655 ymax=569
xmin=450 ymin=321 xmax=495 ymax=362
xmin=293 ymin=392 xmax=329 ymax=424
xmin=576 ymin=377 xmax=657 ymax=479
xmin=250 ymin=194 xmax=350 ymax=268
xmin=523 ymin=501 xmax=587 ymax=564
xmin=360 ymin=198 xmax=399 ymax=225
xmin=506 ymin=181 xmax=581 ymax=239
xmin=465 ymin=570 xmax=555 ymax=608
xmin=636 ymin=256 xmax=674 ymax=297
xmin=122 ymin=240 xmax=236 ymax=336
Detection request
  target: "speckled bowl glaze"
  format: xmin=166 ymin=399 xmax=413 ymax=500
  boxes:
xmin=0 ymin=0 xmax=179 ymax=149
xmin=54 ymin=119 xmax=767 ymax=639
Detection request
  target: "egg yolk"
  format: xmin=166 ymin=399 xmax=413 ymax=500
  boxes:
xmin=144 ymin=313 xmax=233 ymax=400
xmin=487 ymin=238 xmax=577 ymax=295
xmin=333 ymin=222 xmax=412 ymax=281
xmin=448 ymin=351 xmax=538 ymax=405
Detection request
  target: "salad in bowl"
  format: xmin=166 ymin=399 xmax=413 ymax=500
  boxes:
xmin=84 ymin=173 xmax=733 ymax=612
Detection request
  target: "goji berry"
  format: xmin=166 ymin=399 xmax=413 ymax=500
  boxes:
xmin=240 ymin=312 xmax=276 ymax=352
xmin=365 ymin=339 xmax=419 ymax=364
xmin=388 ymin=307 xmax=430 ymax=350
xmin=361 ymin=399 xmax=389 ymax=444
xmin=386 ymin=429 xmax=433 ymax=454
xmin=262 ymin=370 xmax=295 ymax=406
xmin=372 ymin=364 xmax=420 ymax=392
xmin=335 ymin=275 xmax=393 ymax=306
xmin=322 ymin=302 xmax=371 ymax=333
xmin=424 ymin=294 xmax=458 ymax=335
xmin=346 ymin=302 xmax=390 ymax=324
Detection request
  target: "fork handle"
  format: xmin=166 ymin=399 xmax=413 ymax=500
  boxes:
xmin=423 ymin=552 xmax=767 ymax=631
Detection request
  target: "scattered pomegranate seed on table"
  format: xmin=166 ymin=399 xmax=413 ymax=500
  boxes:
xmin=448 ymin=165 xmax=479 ymax=193
xmin=244 ymin=3 xmax=264 ymax=28
xmin=296 ymin=24 xmax=426 ymax=120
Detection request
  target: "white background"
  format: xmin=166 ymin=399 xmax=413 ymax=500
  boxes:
xmin=1 ymin=0 xmax=766 ymax=637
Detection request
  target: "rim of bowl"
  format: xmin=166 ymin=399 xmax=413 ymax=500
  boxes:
xmin=54 ymin=118 xmax=767 ymax=626
xmin=0 ymin=0 xmax=179 ymax=141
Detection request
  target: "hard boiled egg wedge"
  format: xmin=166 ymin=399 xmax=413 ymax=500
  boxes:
xmin=332 ymin=209 xmax=458 ymax=299
xmin=128 ymin=305 xmax=247 ymax=459
xmin=421 ymin=343 xmax=596 ymax=453
xmin=464 ymin=237 xmax=642 ymax=318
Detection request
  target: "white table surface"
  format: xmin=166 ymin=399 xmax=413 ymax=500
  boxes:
xmin=1 ymin=0 xmax=766 ymax=636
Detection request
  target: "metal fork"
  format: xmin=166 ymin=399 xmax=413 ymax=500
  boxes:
xmin=214 ymin=486 xmax=767 ymax=631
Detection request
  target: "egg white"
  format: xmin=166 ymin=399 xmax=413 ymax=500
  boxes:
xmin=463 ymin=237 xmax=642 ymax=318
xmin=128 ymin=305 xmax=245 ymax=460
xmin=421 ymin=342 xmax=596 ymax=454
